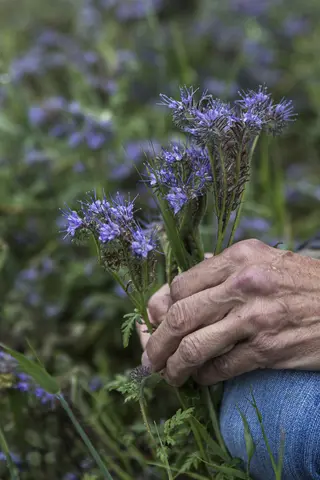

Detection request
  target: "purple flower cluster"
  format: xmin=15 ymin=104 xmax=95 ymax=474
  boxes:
xmin=28 ymin=97 xmax=113 ymax=151
xmin=147 ymin=143 xmax=212 ymax=214
xmin=0 ymin=350 xmax=56 ymax=407
xmin=160 ymin=85 xmax=295 ymax=145
xmin=62 ymin=192 xmax=157 ymax=260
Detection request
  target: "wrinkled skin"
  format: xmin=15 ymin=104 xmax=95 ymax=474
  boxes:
xmin=137 ymin=239 xmax=320 ymax=387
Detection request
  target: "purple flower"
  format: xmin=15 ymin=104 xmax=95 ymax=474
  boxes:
xmin=73 ymin=161 xmax=86 ymax=173
xmin=283 ymin=16 xmax=309 ymax=38
xmin=166 ymin=188 xmax=188 ymax=214
xmin=61 ymin=207 xmax=84 ymax=237
xmin=99 ymin=222 xmax=121 ymax=243
xmin=237 ymin=85 xmax=272 ymax=114
xmin=85 ymin=131 xmax=106 ymax=150
xmin=34 ymin=387 xmax=56 ymax=405
xmin=266 ymin=99 xmax=296 ymax=135
xmin=159 ymin=86 xmax=199 ymax=126
xmin=87 ymin=197 xmax=110 ymax=216
xmin=88 ymin=376 xmax=103 ymax=391
xmin=68 ymin=131 xmax=84 ymax=148
xmin=131 ymin=228 xmax=156 ymax=258
xmin=242 ymin=111 xmax=263 ymax=133
xmin=28 ymin=106 xmax=47 ymax=126
xmin=0 ymin=451 xmax=21 ymax=466
xmin=63 ymin=474 xmax=79 ymax=480
xmin=109 ymin=193 xmax=135 ymax=225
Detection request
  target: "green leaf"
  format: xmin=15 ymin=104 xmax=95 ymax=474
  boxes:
xmin=0 ymin=425 xmax=19 ymax=480
xmin=190 ymin=416 xmax=231 ymax=463
xmin=0 ymin=344 xmax=60 ymax=394
xmin=163 ymin=408 xmax=194 ymax=446
xmin=237 ymin=406 xmax=256 ymax=474
xmin=196 ymin=457 xmax=249 ymax=479
xmin=121 ymin=310 xmax=141 ymax=348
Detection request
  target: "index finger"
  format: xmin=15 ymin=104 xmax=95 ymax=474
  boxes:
xmin=170 ymin=252 xmax=233 ymax=302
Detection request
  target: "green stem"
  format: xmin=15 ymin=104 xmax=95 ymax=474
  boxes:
xmin=214 ymin=145 xmax=228 ymax=255
xmin=227 ymin=135 xmax=260 ymax=247
xmin=139 ymin=295 xmax=153 ymax=334
xmin=175 ymin=389 xmax=211 ymax=476
xmin=58 ymin=394 xmax=113 ymax=480
xmin=139 ymin=396 xmax=158 ymax=461
xmin=208 ymin=148 xmax=219 ymax=216
xmin=201 ymin=386 xmax=230 ymax=460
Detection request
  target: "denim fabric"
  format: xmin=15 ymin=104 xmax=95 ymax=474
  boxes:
xmin=219 ymin=369 xmax=320 ymax=479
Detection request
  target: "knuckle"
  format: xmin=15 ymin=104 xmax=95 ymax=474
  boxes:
xmin=251 ymin=334 xmax=275 ymax=364
xmin=167 ymin=302 xmax=187 ymax=335
xmin=179 ymin=336 xmax=202 ymax=366
xmin=230 ymin=265 xmax=267 ymax=296
xmin=227 ymin=239 xmax=264 ymax=264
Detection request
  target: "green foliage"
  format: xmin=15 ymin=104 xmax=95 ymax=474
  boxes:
xmin=106 ymin=374 xmax=142 ymax=403
xmin=0 ymin=0 xmax=319 ymax=478
xmin=0 ymin=344 xmax=60 ymax=394
xmin=237 ymin=407 xmax=256 ymax=475
xmin=121 ymin=309 xmax=141 ymax=348
xmin=163 ymin=407 xmax=194 ymax=446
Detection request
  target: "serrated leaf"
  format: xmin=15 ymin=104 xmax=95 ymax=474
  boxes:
xmin=163 ymin=408 xmax=194 ymax=446
xmin=121 ymin=310 xmax=141 ymax=348
xmin=0 ymin=344 xmax=60 ymax=394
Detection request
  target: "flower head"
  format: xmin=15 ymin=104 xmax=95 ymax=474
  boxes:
xmin=166 ymin=188 xmax=188 ymax=214
xmin=131 ymin=228 xmax=156 ymax=258
xmin=109 ymin=192 xmax=135 ymax=225
xmin=147 ymin=143 xmax=212 ymax=214
xmin=99 ymin=221 xmax=121 ymax=243
xmin=61 ymin=207 xmax=84 ymax=237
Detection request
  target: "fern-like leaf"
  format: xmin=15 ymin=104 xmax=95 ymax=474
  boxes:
xmin=121 ymin=309 xmax=141 ymax=348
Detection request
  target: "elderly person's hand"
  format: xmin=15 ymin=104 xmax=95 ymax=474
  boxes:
xmin=137 ymin=239 xmax=320 ymax=387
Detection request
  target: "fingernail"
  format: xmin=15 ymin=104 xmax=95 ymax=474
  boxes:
xmin=142 ymin=351 xmax=152 ymax=370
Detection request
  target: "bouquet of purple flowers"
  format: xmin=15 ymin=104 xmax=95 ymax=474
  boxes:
xmin=62 ymin=84 xmax=295 ymax=478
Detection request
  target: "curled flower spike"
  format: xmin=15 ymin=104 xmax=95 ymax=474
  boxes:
xmin=109 ymin=192 xmax=135 ymax=225
xmin=237 ymin=85 xmax=272 ymax=114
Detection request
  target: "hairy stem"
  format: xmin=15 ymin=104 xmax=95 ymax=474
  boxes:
xmin=175 ymin=389 xmax=211 ymax=477
xmin=207 ymin=148 xmax=219 ymax=216
xmin=227 ymin=135 xmax=260 ymax=247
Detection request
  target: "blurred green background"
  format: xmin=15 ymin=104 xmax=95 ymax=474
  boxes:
xmin=0 ymin=0 xmax=320 ymax=478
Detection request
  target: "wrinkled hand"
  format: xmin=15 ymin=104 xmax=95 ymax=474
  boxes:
xmin=138 ymin=239 xmax=320 ymax=386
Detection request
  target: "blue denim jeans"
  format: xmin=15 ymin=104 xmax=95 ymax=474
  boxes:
xmin=219 ymin=369 xmax=320 ymax=479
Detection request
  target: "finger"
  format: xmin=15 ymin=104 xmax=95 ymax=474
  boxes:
xmin=170 ymin=252 xmax=233 ymax=302
xmin=146 ymin=282 xmax=237 ymax=371
xmin=137 ymin=323 xmax=151 ymax=350
xmin=137 ymin=284 xmax=171 ymax=350
xmin=148 ymin=283 xmax=172 ymax=326
xmin=164 ymin=315 xmax=250 ymax=386
xmin=193 ymin=342 xmax=258 ymax=386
